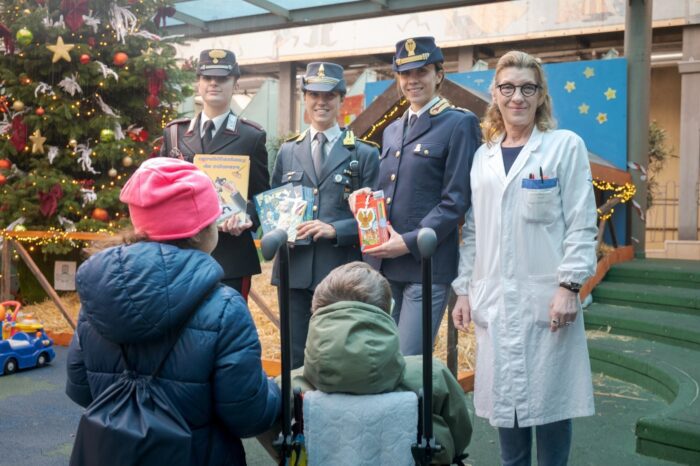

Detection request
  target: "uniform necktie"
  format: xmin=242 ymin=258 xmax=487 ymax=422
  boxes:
xmin=202 ymin=119 xmax=214 ymax=151
xmin=409 ymin=114 xmax=417 ymax=128
xmin=312 ymin=132 xmax=327 ymax=178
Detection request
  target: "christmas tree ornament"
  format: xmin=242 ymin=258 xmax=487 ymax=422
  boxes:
xmin=109 ymin=4 xmax=137 ymax=43
xmin=95 ymin=61 xmax=119 ymax=81
xmin=0 ymin=174 xmax=6 ymax=185
xmin=13 ymin=224 xmax=26 ymax=232
xmin=19 ymin=74 xmax=32 ymax=85
xmin=79 ymin=53 xmax=90 ymax=64
xmin=100 ymin=128 xmax=115 ymax=142
xmin=68 ymin=138 xmax=78 ymax=148
xmin=38 ymin=183 xmax=63 ymax=217
xmin=1 ymin=23 xmax=16 ymax=54
xmin=61 ymin=0 xmax=89 ymax=33
xmin=0 ymin=159 xmax=11 ymax=170
xmin=10 ymin=116 xmax=28 ymax=152
xmin=122 ymin=155 xmax=133 ymax=167
xmin=0 ymin=96 xmax=9 ymax=113
xmin=58 ymin=74 xmax=82 ymax=96
xmin=87 ymin=36 xmax=96 ymax=47
xmin=29 ymin=129 xmax=47 ymax=154
xmin=47 ymin=36 xmax=75 ymax=63
xmin=16 ymin=27 xmax=33 ymax=46
xmin=108 ymin=168 xmax=118 ymax=178
xmin=91 ymin=207 xmax=109 ymax=221
xmin=12 ymin=100 xmax=25 ymax=112
xmin=113 ymin=51 xmax=129 ymax=66
xmin=35 ymin=107 xmax=45 ymax=116
xmin=145 ymin=94 xmax=160 ymax=108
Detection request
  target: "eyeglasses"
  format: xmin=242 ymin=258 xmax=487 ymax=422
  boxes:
xmin=496 ymin=83 xmax=540 ymax=97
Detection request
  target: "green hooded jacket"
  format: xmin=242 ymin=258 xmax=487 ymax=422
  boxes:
xmin=261 ymin=301 xmax=472 ymax=464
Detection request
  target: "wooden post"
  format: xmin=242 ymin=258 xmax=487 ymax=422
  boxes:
xmin=10 ymin=239 xmax=75 ymax=330
xmin=249 ymin=288 xmax=280 ymax=329
xmin=1 ymin=239 xmax=11 ymax=301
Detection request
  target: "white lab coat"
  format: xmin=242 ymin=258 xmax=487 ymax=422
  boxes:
xmin=453 ymin=127 xmax=597 ymax=428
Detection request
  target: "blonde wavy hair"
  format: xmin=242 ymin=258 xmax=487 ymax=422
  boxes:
xmin=482 ymin=51 xmax=556 ymax=145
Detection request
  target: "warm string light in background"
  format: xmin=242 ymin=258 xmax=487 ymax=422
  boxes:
xmin=593 ymin=179 xmax=636 ymax=221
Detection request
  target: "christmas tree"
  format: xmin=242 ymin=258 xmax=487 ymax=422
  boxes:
xmin=0 ymin=0 xmax=194 ymax=254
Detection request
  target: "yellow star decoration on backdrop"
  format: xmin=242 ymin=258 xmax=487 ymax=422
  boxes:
xmin=564 ymin=81 xmax=576 ymax=93
xmin=583 ymin=67 xmax=595 ymax=79
xmin=596 ymin=112 xmax=608 ymax=124
xmin=29 ymin=129 xmax=47 ymax=154
xmin=604 ymin=87 xmax=617 ymax=100
xmin=578 ymin=103 xmax=590 ymax=114
xmin=47 ymin=36 xmax=75 ymax=63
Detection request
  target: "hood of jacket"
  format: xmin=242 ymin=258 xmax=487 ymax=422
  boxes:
xmin=76 ymin=241 xmax=223 ymax=344
xmin=303 ymin=301 xmax=406 ymax=394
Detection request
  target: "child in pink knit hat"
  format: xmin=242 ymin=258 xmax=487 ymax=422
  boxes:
xmin=66 ymin=157 xmax=281 ymax=466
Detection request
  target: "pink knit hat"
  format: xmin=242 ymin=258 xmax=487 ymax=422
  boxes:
xmin=119 ymin=158 xmax=221 ymax=240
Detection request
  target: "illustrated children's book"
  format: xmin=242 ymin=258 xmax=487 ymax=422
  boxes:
xmin=193 ymin=154 xmax=250 ymax=225
xmin=254 ymin=183 xmax=314 ymax=244
xmin=353 ymin=190 xmax=390 ymax=252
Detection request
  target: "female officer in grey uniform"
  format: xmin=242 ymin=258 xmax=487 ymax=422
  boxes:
xmin=353 ymin=37 xmax=481 ymax=356
xmin=272 ymin=62 xmax=380 ymax=368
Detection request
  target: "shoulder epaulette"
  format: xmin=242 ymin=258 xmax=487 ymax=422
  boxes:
xmin=240 ymin=117 xmax=264 ymax=132
xmin=294 ymin=129 xmax=309 ymax=142
xmin=429 ymin=98 xmax=452 ymax=116
xmin=342 ymin=130 xmax=356 ymax=148
xmin=284 ymin=132 xmax=301 ymax=143
xmin=356 ymin=137 xmax=380 ymax=149
xmin=164 ymin=117 xmax=190 ymax=128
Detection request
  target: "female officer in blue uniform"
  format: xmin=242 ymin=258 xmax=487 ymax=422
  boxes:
xmin=353 ymin=37 xmax=481 ymax=355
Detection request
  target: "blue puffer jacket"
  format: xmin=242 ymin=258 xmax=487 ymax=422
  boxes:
xmin=66 ymin=241 xmax=281 ymax=465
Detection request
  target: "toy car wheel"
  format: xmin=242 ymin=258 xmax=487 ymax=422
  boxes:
xmin=37 ymin=352 xmax=49 ymax=367
xmin=4 ymin=358 xmax=18 ymax=375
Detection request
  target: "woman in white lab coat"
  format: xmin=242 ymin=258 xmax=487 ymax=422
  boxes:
xmin=451 ymin=51 xmax=598 ymax=466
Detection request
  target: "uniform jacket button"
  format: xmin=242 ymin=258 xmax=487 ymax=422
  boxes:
xmin=395 ymin=150 xmax=400 ymax=158
xmin=386 ymin=197 xmax=392 ymax=205
xmin=312 ymin=205 xmax=318 ymax=212
xmin=313 ymin=188 xmax=318 ymax=195
xmin=390 ymin=174 xmax=396 ymax=181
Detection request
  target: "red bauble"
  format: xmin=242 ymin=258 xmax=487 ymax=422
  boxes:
xmin=0 ymin=159 xmax=11 ymax=170
xmin=91 ymin=207 xmax=109 ymax=222
xmin=0 ymin=174 xmax=6 ymax=185
xmin=145 ymin=94 xmax=160 ymax=108
xmin=35 ymin=107 xmax=45 ymax=116
xmin=113 ymin=52 xmax=129 ymax=66
xmin=79 ymin=53 xmax=90 ymax=64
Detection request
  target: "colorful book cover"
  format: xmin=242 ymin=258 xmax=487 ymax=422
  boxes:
xmin=193 ymin=154 xmax=250 ymax=224
xmin=354 ymin=190 xmax=390 ymax=252
xmin=255 ymin=183 xmax=313 ymax=243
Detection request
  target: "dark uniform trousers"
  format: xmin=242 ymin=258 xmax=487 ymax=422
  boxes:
xmin=160 ymin=112 xmax=270 ymax=299
xmin=272 ymin=129 xmax=379 ymax=368
xmin=365 ymin=99 xmax=481 ymax=355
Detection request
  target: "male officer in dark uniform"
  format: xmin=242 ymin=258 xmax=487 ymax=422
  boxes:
xmin=352 ymin=37 xmax=481 ymax=355
xmin=272 ymin=62 xmax=380 ymax=368
xmin=160 ymin=49 xmax=269 ymax=300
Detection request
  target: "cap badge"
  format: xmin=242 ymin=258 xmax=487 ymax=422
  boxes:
xmin=209 ymin=49 xmax=226 ymax=64
xmin=406 ymin=39 xmax=416 ymax=57
xmin=318 ymin=63 xmax=326 ymax=78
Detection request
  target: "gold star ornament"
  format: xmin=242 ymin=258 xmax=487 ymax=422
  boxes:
xmin=47 ymin=36 xmax=75 ymax=63
xmin=564 ymin=81 xmax=576 ymax=93
xmin=604 ymin=87 xmax=617 ymax=100
xmin=596 ymin=112 xmax=608 ymax=124
xmin=29 ymin=129 xmax=47 ymax=154
xmin=583 ymin=67 xmax=595 ymax=79
xmin=578 ymin=103 xmax=590 ymax=114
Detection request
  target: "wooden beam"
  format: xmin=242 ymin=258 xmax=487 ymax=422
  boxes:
xmin=10 ymin=240 xmax=75 ymax=330
xmin=249 ymin=289 xmax=280 ymax=329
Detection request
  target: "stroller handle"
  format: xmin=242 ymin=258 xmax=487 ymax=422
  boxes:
xmin=261 ymin=228 xmax=288 ymax=261
xmin=417 ymin=228 xmax=437 ymax=258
